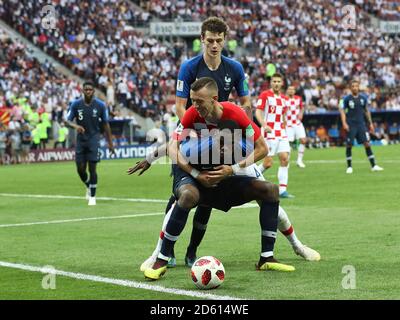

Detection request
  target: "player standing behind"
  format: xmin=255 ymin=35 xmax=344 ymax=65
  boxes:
xmin=339 ymin=80 xmax=383 ymax=174
xmin=286 ymin=85 xmax=307 ymax=168
xmin=255 ymin=74 xmax=294 ymax=198
xmin=66 ymin=82 xmax=115 ymax=205
xmin=135 ymin=17 xmax=252 ymax=268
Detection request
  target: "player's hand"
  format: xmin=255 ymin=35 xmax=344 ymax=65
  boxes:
xmin=127 ymin=160 xmax=151 ymax=176
xmin=76 ymin=125 xmax=85 ymax=134
xmin=343 ymin=123 xmax=350 ymax=132
xmin=369 ymin=123 xmax=375 ymax=133
xmin=206 ymin=165 xmax=232 ymax=185
xmin=264 ymin=125 xmax=273 ymax=133
xmin=197 ymin=171 xmax=217 ymax=188
xmin=108 ymin=145 xmax=116 ymax=156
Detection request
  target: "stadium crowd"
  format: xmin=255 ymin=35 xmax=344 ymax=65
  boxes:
xmin=2 ymin=0 xmax=399 ymax=119
xmin=1 ymin=0 xmax=400 ymax=164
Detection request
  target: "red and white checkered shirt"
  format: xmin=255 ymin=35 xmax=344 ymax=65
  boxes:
xmin=286 ymin=95 xmax=304 ymax=127
xmin=256 ymin=89 xmax=288 ymax=140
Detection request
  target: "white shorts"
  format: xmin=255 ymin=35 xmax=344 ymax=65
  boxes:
xmin=266 ymin=138 xmax=291 ymax=156
xmin=235 ymin=164 xmax=266 ymax=181
xmin=286 ymin=123 xmax=306 ymax=142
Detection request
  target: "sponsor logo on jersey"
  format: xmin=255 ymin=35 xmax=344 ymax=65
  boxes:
xmin=93 ymin=109 xmax=98 ymax=117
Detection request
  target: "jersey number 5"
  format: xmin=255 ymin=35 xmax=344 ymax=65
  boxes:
xmin=78 ymin=110 xmax=83 ymax=121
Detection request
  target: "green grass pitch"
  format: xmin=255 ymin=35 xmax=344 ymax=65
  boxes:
xmin=0 ymin=145 xmax=399 ymax=300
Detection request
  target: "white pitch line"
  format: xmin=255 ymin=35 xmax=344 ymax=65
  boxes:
xmin=295 ymin=159 xmax=400 ymax=164
xmin=0 ymin=261 xmax=242 ymax=300
xmin=0 ymin=193 xmax=167 ymax=203
xmin=0 ymin=203 xmax=258 ymax=229
xmin=0 ymin=212 xmax=165 ymax=228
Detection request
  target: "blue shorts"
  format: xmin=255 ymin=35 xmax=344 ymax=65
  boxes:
xmin=347 ymin=124 xmax=369 ymax=145
xmin=172 ymin=164 xmax=255 ymax=212
xmin=75 ymin=138 xmax=100 ymax=163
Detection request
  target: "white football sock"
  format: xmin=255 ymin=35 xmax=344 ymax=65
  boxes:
xmin=278 ymin=206 xmax=302 ymax=248
xmin=298 ymin=144 xmax=305 ymax=162
xmin=151 ymin=202 xmax=175 ymax=257
xmin=278 ymin=166 xmax=288 ymax=194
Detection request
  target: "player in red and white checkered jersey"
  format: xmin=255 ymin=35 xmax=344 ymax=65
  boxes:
xmin=286 ymin=85 xmax=307 ymax=168
xmin=255 ymin=73 xmax=294 ymax=198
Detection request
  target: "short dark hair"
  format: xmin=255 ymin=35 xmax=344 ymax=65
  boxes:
xmin=83 ymin=81 xmax=94 ymax=88
xmin=350 ymin=79 xmax=360 ymax=85
xmin=190 ymin=77 xmax=218 ymax=93
xmin=271 ymin=73 xmax=284 ymax=80
xmin=201 ymin=17 xmax=228 ymax=38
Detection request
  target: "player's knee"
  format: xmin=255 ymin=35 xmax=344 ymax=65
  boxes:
xmin=254 ymin=181 xmax=279 ymax=203
xmin=177 ymin=186 xmax=199 ymax=209
xmin=300 ymin=138 xmax=307 ymax=144
xmin=279 ymin=154 xmax=289 ymax=166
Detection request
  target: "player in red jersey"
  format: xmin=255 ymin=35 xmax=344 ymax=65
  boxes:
xmin=143 ymin=77 xmax=295 ymax=280
xmin=255 ymin=73 xmax=294 ymax=198
xmin=286 ymin=85 xmax=307 ymax=168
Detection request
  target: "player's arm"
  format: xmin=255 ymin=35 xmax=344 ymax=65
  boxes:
xmin=100 ymin=104 xmax=115 ymax=154
xmin=363 ymin=98 xmax=374 ymax=132
xmin=103 ymin=122 xmax=115 ymax=154
xmin=65 ymin=103 xmax=85 ymax=133
xmin=299 ymin=98 xmax=305 ymax=121
xmin=127 ymin=143 xmax=168 ymax=175
xmin=175 ymin=97 xmax=187 ymax=120
xmin=168 ymin=111 xmax=215 ymax=188
xmin=338 ymin=99 xmax=349 ymax=131
xmin=235 ymin=63 xmax=252 ymax=119
xmin=239 ymin=95 xmax=253 ymax=120
xmin=175 ymin=61 xmax=193 ymax=120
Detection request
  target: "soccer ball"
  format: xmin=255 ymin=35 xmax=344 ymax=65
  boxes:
xmin=190 ymin=256 xmax=225 ymax=290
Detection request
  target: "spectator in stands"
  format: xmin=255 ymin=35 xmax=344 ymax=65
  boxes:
xmin=388 ymin=122 xmax=400 ymax=143
xmin=54 ymin=122 xmax=69 ymax=149
xmin=316 ymin=125 xmax=329 ymax=148
xmin=0 ymin=123 xmax=7 ymax=165
xmin=328 ymin=124 xmax=341 ymax=146
xmin=20 ymin=123 xmax=32 ymax=163
xmin=372 ymin=122 xmax=389 ymax=143
xmin=9 ymin=129 xmax=21 ymax=164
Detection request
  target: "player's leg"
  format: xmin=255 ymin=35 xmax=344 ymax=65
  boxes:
xmin=277 ymin=144 xmax=294 ymax=198
xmin=75 ymin=141 xmax=90 ymax=196
xmin=144 ymin=166 xmax=200 ymax=279
xmin=239 ymin=180 xmax=294 ymax=271
xmin=345 ymin=127 xmax=356 ymax=173
xmin=359 ymin=130 xmax=383 ymax=171
xmin=86 ymin=142 xmax=101 ymax=205
xmin=278 ymin=206 xmax=320 ymax=261
xmin=87 ymin=161 xmax=97 ymax=205
xmin=296 ymin=124 xmax=307 ymax=168
xmin=185 ymin=205 xmax=212 ymax=266
xmin=140 ymin=195 xmax=179 ymax=271
xmin=140 ymin=201 xmax=175 ymax=271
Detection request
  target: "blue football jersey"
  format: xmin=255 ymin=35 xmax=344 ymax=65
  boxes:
xmin=341 ymin=93 xmax=369 ymax=124
xmin=176 ymin=54 xmax=248 ymax=108
xmin=67 ymin=97 xmax=109 ymax=140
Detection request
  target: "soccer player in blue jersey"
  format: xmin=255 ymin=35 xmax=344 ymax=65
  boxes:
xmin=339 ymin=80 xmax=383 ymax=174
xmin=175 ymin=17 xmax=251 ymax=119
xmin=131 ymin=17 xmax=253 ymax=269
xmin=66 ymin=82 xmax=115 ymax=205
